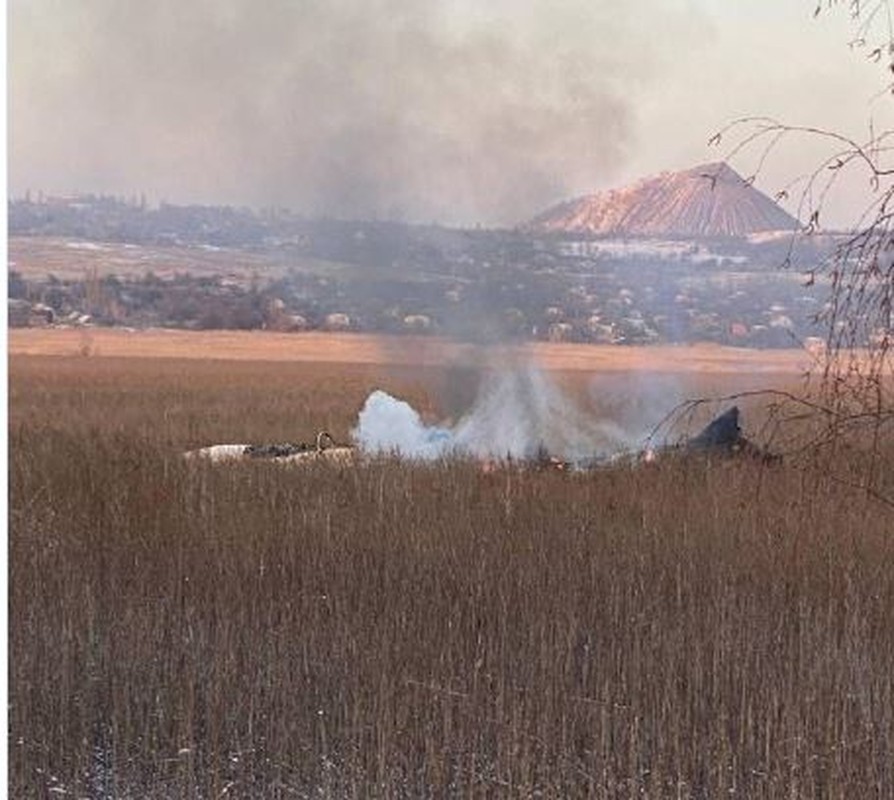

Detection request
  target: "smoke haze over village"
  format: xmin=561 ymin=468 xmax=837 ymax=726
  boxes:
xmin=9 ymin=0 xmax=894 ymax=227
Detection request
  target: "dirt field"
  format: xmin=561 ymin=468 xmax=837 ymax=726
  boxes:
xmin=8 ymin=236 xmax=287 ymax=283
xmin=8 ymin=327 xmax=814 ymax=375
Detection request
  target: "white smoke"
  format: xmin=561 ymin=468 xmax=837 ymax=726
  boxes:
xmin=454 ymin=365 xmax=629 ymax=460
xmin=352 ymin=364 xmax=632 ymax=461
xmin=353 ymin=390 xmax=455 ymax=459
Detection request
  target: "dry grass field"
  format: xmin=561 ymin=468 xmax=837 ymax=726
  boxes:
xmin=9 ymin=342 xmax=894 ymax=798
xmin=9 ymin=327 xmax=814 ymax=374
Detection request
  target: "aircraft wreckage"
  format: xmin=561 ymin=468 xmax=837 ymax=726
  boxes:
xmin=584 ymin=405 xmax=779 ymax=470
xmin=183 ymin=430 xmax=356 ymax=465
xmin=483 ymin=405 xmax=778 ymax=472
xmin=184 ymin=405 xmax=777 ymax=471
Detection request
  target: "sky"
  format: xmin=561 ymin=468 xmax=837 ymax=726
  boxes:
xmin=9 ymin=0 xmax=894 ymax=228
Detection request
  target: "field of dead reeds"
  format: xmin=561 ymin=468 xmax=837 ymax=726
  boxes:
xmin=10 ymin=353 xmax=894 ymax=798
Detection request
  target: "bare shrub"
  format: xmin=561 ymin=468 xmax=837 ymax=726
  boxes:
xmin=702 ymin=2 xmax=894 ymax=501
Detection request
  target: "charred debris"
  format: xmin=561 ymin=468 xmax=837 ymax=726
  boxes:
xmin=225 ymin=406 xmax=777 ymax=471
xmin=523 ymin=405 xmax=779 ymax=473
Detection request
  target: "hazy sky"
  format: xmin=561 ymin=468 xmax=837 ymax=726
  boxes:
xmin=9 ymin=1 xmax=894 ymax=227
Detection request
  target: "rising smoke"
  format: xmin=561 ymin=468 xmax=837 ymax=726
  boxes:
xmin=354 ymin=360 xmax=632 ymax=462
xmin=10 ymin=0 xmax=705 ymax=226
xmin=11 ymin=0 xmax=703 ymax=450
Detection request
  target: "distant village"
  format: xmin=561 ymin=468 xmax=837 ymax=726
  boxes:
xmin=8 ymin=193 xmax=836 ymax=349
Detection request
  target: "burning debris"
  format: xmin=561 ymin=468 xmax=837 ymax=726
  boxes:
xmin=641 ymin=404 xmax=781 ymax=466
xmin=185 ymin=376 xmax=778 ymax=472
xmin=469 ymin=404 xmax=780 ymax=472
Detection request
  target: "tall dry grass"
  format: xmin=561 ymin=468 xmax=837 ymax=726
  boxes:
xmin=9 ymin=355 xmax=894 ymax=798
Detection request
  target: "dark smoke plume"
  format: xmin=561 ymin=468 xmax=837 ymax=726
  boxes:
xmin=10 ymin=0 xmax=705 ymax=225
